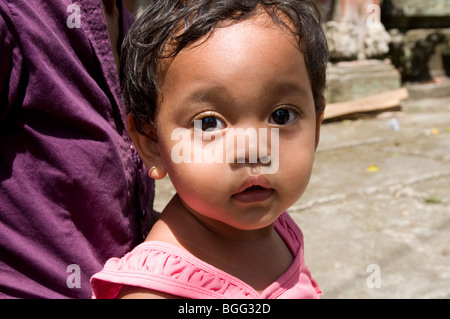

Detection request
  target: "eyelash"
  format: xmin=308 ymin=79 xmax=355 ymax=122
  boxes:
xmin=192 ymin=111 xmax=226 ymax=132
xmin=269 ymin=105 xmax=301 ymax=125
xmin=192 ymin=105 xmax=301 ymax=131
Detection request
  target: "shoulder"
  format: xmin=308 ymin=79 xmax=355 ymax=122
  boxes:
xmin=91 ymin=241 xmax=256 ymax=299
xmin=275 ymin=212 xmax=304 ymax=245
xmin=91 ymin=241 xmax=183 ymax=298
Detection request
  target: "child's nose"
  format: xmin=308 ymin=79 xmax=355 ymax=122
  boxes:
xmin=228 ymin=127 xmax=272 ymax=165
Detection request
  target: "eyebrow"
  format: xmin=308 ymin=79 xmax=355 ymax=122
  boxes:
xmin=182 ymin=85 xmax=234 ymax=106
xmin=265 ymin=81 xmax=312 ymax=100
xmin=183 ymin=81 xmax=311 ymax=106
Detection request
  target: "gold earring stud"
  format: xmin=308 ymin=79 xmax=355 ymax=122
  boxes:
xmin=148 ymin=166 xmax=157 ymax=178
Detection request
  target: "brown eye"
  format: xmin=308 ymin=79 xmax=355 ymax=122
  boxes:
xmin=202 ymin=117 xmax=218 ymax=131
xmin=194 ymin=116 xmax=225 ymax=131
xmin=270 ymin=108 xmax=296 ymax=125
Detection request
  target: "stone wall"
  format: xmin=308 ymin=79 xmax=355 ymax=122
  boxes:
xmin=125 ymin=0 xmax=449 ymax=102
xmin=322 ymin=0 xmax=401 ymax=102
xmin=325 ymin=60 xmax=401 ymax=103
xmin=382 ymin=0 xmax=450 ymax=81
xmin=381 ymin=0 xmax=450 ymax=29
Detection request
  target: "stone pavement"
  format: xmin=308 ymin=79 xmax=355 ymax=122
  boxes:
xmin=152 ymin=86 xmax=450 ymax=299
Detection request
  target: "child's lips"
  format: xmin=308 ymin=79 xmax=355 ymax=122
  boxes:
xmin=232 ymin=175 xmax=274 ymax=203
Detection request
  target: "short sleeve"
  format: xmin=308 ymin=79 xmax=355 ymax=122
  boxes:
xmin=91 ymin=242 xmax=256 ymax=299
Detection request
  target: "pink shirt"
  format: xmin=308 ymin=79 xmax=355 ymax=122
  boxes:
xmin=91 ymin=212 xmax=321 ymax=299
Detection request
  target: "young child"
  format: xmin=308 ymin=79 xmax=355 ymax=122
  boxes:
xmin=91 ymin=0 xmax=328 ymax=299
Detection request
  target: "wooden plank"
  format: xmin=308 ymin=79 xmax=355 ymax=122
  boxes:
xmin=324 ymin=88 xmax=409 ymax=120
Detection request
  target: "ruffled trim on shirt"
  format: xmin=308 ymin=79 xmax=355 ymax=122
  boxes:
xmin=92 ymin=241 xmax=258 ymax=298
xmin=91 ymin=212 xmax=320 ymax=299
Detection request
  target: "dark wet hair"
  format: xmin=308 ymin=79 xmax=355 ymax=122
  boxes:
xmin=122 ymin=0 xmax=328 ymax=136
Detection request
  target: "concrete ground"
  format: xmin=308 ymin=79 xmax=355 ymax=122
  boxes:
xmin=152 ymin=84 xmax=450 ymax=299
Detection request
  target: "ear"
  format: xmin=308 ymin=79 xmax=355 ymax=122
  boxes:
xmin=314 ymin=104 xmax=325 ymax=151
xmin=126 ymin=114 xmax=167 ymax=179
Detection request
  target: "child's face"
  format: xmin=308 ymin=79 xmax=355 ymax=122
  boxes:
xmin=153 ymin=14 xmax=322 ymax=231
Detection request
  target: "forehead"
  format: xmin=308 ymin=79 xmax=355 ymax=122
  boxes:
xmin=160 ymin=13 xmax=309 ymax=90
xmin=154 ymin=12 xmax=316 ymax=127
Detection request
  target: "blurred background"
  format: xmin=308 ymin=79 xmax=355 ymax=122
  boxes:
xmin=124 ymin=0 xmax=450 ymax=298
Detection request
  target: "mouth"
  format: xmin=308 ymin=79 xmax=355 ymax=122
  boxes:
xmin=232 ymin=176 xmax=274 ymax=203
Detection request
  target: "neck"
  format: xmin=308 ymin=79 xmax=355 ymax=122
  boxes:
xmin=169 ymin=194 xmax=276 ymax=244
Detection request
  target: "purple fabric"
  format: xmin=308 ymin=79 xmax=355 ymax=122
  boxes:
xmin=0 ymin=0 xmax=154 ymax=298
